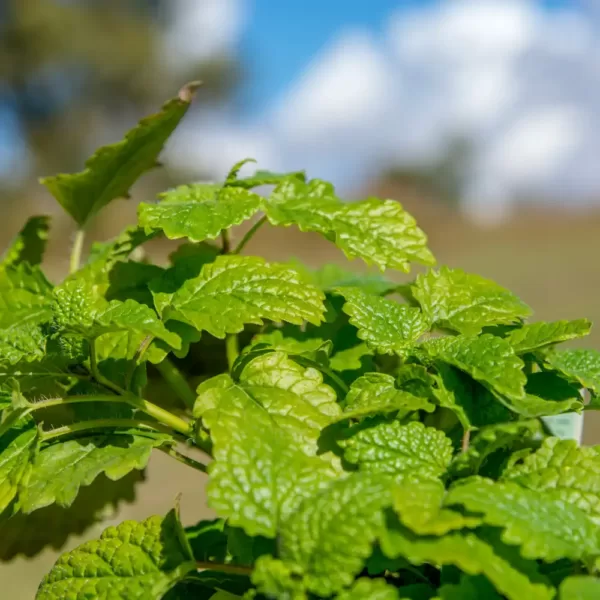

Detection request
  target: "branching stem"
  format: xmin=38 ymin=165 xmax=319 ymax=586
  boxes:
xmin=159 ymin=445 xmax=208 ymax=473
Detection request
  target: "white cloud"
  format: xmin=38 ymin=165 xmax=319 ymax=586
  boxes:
xmin=162 ymin=0 xmax=246 ymax=69
xmin=170 ymin=0 xmax=600 ymax=215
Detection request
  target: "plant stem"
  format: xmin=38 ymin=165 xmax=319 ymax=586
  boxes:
xmin=226 ymin=334 xmax=239 ymax=372
xmin=320 ymin=364 xmax=350 ymax=395
xmin=159 ymin=445 xmax=208 ymax=473
xmin=156 ymin=357 xmax=197 ymax=410
xmin=70 ymin=229 xmax=85 ymax=274
xmin=196 ymin=561 xmax=252 ymax=575
xmin=89 ymin=340 xmax=192 ymax=436
xmin=220 ymin=229 xmax=231 ymax=254
xmin=40 ymin=418 xmax=173 ymax=442
xmin=232 ymin=215 xmax=267 ymax=255
xmin=461 ymin=429 xmax=471 ymax=452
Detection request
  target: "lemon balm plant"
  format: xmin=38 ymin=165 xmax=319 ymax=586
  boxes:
xmin=1 ymin=83 xmax=600 ymax=599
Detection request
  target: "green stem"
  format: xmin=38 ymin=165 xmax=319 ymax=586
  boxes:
xmin=226 ymin=334 xmax=239 ymax=372
xmin=70 ymin=229 xmax=85 ymax=274
xmin=159 ymin=445 xmax=208 ymax=473
xmin=320 ymin=364 xmax=350 ymax=395
xmin=196 ymin=561 xmax=252 ymax=575
xmin=89 ymin=340 xmax=192 ymax=436
xmin=156 ymin=357 xmax=197 ymax=410
xmin=461 ymin=429 xmax=471 ymax=453
xmin=232 ymin=215 xmax=267 ymax=255
xmin=220 ymin=229 xmax=231 ymax=254
xmin=40 ymin=418 xmax=173 ymax=442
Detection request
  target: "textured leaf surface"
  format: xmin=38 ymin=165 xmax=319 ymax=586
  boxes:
xmin=425 ymin=334 xmax=526 ymax=400
xmin=2 ymin=216 xmax=49 ymax=268
xmin=52 ymin=279 xmax=180 ymax=350
xmin=252 ymin=556 xmax=308 ymax=600
xmin=197 ymin=372 xmax=339 ymax=537
xmin=330 ymin=343 xmax=373 ymax=372
xmin=502 ymin=438 xmax=600 ymax=522
xmin=519 ymin=372 xmax=584 ymax=417
xmin=250 ymin=331 xmax=332 ymax=365
xmin=265 ymin=178 xmax=434 ymax=271
xmin=507 ymin=320 xmax=591 ymax=354
xmin=340 ymin=420 xmax=452 ymax=478
xmin=36 ymin=509 xmax=195 ymax=600
xmin=546 ymin=349 xmax=600 ymax=394
xmin=392 ymin=478 xmax=481 ymax=535
xmin=337 ymin=288 xmax=428 ymax=355
xmin=279 ymin=473 xmax=394 ymax=596
xmin=138 ymin=184 xmax=262 ymax=242
xmin=380 ymin=525 xmax=553 ymax=600
xmin=445 ymin=478 xmax=600 ymax=561
xmin=164 ymin=256 xmax=325 ymax=338
xmin=196 ymin=352 xmax=340 ymax=452
xmin=412 ymin=267 xmax=531 ymax=335
xmin=41 ymin=84 xmax=196 ymax=226
xmin=20 ymin=432 xmax=167 ymax=513
xmin=336 ymin=578 xmax=400 ymax=599
xmin=0 ymin=426 xmax=37 ymax=513
xmin=559 ymin=576 xmax=600 ymax=599
xmin=342 ymin=373 xmax=435 ymax=419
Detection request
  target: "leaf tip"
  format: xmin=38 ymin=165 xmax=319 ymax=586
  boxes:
xmin=178 ymin=81 xmax=202 ymax=103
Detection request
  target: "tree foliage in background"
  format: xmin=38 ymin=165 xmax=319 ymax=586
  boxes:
xmin=1 ymin=84 xmax=600 ymax=599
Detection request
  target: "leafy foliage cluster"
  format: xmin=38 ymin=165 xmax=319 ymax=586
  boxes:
xmin=1 ymin=84 xmax=600 ymax=599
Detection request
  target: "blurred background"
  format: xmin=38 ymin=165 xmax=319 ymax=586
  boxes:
xmin=2 ymin=0 xmax=600 ymax=595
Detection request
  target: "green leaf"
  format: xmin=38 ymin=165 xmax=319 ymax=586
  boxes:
xmin=445 ymin=478 xmax=600 ymax=561
xmin=40 ymin=83 xmax=198 ymax=226
xmin=20 ymin=431 xmax=168 ymax=513
xmin=0 ymin=263 xmax=53 ymax=329
xmin=290 ymin=261 xmax=397 ymax=295
xmin=105 ymin=261 xmax=165 ymax=307
xmin=197 ymin=371 xmax=339 ymax=537
xmin=424 ymin=334 xmax=526 ymax=400
xmin=506 ymin=320 xmax=591 ymax=354
xmin=265 ymin=178 xmax=435 ymax=272
xmin=437 ymin=575 xmax=503 ymax=599
xmin=138 ymin=184 xmax=262 ymax=243
xmin=279 ymin=472 xmax=394 ymax=596
xmin=411 ymin=267 xmax=531 ymax=335
xmin=340 ymin=420 xmax=452 ymax=478
xmin=337 ymin=288 xmax=428 ymax=355
xmin=450 ymin=420 xmax=543 ymax=477
xmin=546 ymin=349 xmax=600 ymax=394
xmin=520 ymin=372 xmax=584 ymax=417
xmin=52 ymin=279 xmax=181 ymax=350
xmin=0 ymin=471 xmax=144 ymax=561
xmin=164 ymin=256 xmax=325 ymax=338
xmin=341 ymin=373 xmax=435 ymax=419
xmin=559 ymin=576 xmax=600 ymax=599
xmin=252 ymin=556 xmax=308 ymax=600
xmin=2 ymin=216 xmax=50 ymax=268
xmin=330 ymin=343 xmax=373 ymax=372
xmin=502 ymin=437 xmax=600 ymax=522
xmin=36 ymin=508 xmax=196 ymax=600
xmin=380 ymin=524 xmax=554 ymax=600
xmin=235 ymin=169 xmax=305 ymax=189
xmin=336 ymin=578 xmax=400 ymax=599
xmin=0 ymin=425 xmax=37 ymax=513
xmin=392 ymin=478 xmax=481 ymax=535
xmin=185 ymin=519 xmax=228 ymax=563
xmin=86 ymin=226 xmax=156 ymax=267
xmin=0 ymin=322 xmax=46 ymax=365
xmin=196 ymin=352 xmax=341 ymax=452
xmin=431 ymin=364 xmax=512 ymax=430
xmin=250 ymin=331 xmax=333 ymax=365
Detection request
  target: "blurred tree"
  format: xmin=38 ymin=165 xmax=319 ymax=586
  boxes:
xmin=0 ymin=0 xmax=241 ymax=182
xmin=381 ymin=137 xmax=473 ymax=209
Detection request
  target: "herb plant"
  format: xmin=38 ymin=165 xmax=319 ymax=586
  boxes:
xmin=1 ymin=83 xmax=600 ymax=599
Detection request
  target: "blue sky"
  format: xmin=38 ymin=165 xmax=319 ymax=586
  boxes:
xmin=239 ymin=0 xmax=582 ymax=115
